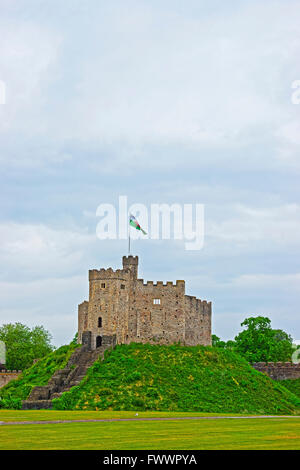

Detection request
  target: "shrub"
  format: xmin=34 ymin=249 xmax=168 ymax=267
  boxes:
xmin=52 ymin=343 xmax=300 ymax=415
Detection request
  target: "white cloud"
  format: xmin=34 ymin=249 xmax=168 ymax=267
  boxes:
xmin=0 ymin=1 xmax=300 ymax=344
xmin=0 ymin=275 xmax=88 ymax=347
xmin=0 ymin=0 xmax=299 ymax=166
xmin=206 ymin=203 xmax=300 ymax=252
xmin=0 ymin=17 xmax=62 ymax=134
xmin=0 ymin=222 xmax=95 ymax=280
xmin=232 ymin=272 xmax=300 ymax=292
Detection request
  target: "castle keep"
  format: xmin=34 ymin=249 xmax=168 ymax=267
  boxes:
xmin=78 ymin=256 xmax=212 ymax=350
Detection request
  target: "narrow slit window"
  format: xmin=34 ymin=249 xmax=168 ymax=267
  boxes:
xmin=98 ymin=317 xmax=102 ymax=328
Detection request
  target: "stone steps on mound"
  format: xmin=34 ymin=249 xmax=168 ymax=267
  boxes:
xmin=22 ymin=335 xmax=116 ymax=410
xmin=50 ymin=392 xmax=63 ymax=399
xmin=22 ymin=400 xmax=53 ymax=410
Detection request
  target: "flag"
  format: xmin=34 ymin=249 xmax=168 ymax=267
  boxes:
xmin=129 ymin=214 xmax=147 ymax=235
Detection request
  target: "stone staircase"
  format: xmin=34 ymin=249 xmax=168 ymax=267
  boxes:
xmin=22 ymin=335 xmax=116 ymax=410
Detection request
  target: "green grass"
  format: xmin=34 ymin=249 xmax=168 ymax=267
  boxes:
xmin=1 ymin=342 xmax=300 ymax=415
xmin=281 ymin=378 xmax=300 ymax=399
xmin=0 ymin=343 xmax=78 ymax=408
xmin=52 ymin=342 xmax=300 ymax=414
xmin=0 ymin=409 xmax=249 ymax=422
xmin=0 ymin=413 xmax=300 ymax=449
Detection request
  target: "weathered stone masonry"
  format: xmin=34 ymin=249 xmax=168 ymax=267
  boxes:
xmin=252 ymin=362 xmax=300 ymax=381
xmin=0 ymin=371 xmax=22 ymax=388
xmin=78 ymin=255 xmax=212 ymax=350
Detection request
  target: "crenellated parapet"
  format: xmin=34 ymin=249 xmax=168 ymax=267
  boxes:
xmin=89 ymin=268 xmax=130 ymax=282
xmin=252 ymin=362 xmax=300 ymax=381
xmin=0 ymin=370 xmax=22 ymax=388
xmin=78 ymin=255 xmax=211 ymax=349
xmin=122 ymin=255 xmax=138 ymax=265
xmin=136 ymin=279 xmax=185 ymax=291
xmin=185 ymin=295 xmax=211 ymax=315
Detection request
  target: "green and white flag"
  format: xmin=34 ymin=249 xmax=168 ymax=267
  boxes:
xmin=129 ymin=214 xmax=147 ymax=235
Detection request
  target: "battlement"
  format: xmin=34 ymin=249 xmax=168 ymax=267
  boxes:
xmin=185 ymin=295 xmax=211 ymax=314
xmin=79 ymin=255 xmax=211 ymax=348
xmin=252 ymin=362 xmax=300 ymax=380
xmin=89 ymin=268 xmax=130 ymax=281
xmin=254 ymin=362 xmax=300 ymax=368
xmin=0 ymin=370 xmax=22 ymax=389
xmin=136 ymin=279 xmax=185 ymax=289
xmin=122 ymin=255 xmax=138 ymax=265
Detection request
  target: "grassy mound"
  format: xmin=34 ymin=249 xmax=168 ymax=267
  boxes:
xmin=52 ymin=343 xmax=300 ymax=415
xmin=280 ymin=378 xmax=300 ymax=399
xmin=0 ymin=343 xmax=78 ymax=409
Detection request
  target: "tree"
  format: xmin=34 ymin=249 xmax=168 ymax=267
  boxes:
xmin=212 ymin=335 xmax=236 ymax=350
xmin=234 ymin=316 xmax=294 ymax=363
xmin=71 ymin=332 xmax=78 ymax=346
xmin=212 ymin=334 xmax=226 ymax=348
xmin=224 ymin=340 xmax=236 ymax=351
xmin=0 ymin=323 xmax=54 ymax=370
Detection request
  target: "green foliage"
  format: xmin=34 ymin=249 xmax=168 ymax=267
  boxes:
xmin=280 ymin=378 xmax=300 ymax=399
xmin=213 ymin=316 xmax=294 ymax=362
xmin=0 ymin=397 xmax=22 ymax=410
xmin=212 ymin=335 xmax=235 ymax=350
xmin=70 ymin=332 xmax=78 ymax=346
xmin=212 ymin=335 xmax=226 ymax=348
xmin=234 ymin=317 xmax=294 ymax=363
xmin=0 ymin=343 xmax=78 ymax=406
xmin=0 ymin=323 xmax=54 ymax=370
xmin=52 ymin=343 xmax=300 ymax=414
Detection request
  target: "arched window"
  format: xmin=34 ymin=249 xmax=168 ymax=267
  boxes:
xmin=98 ymin=317 xmax=102 ymax=328
xmin=96 ymin=336 xmax=102 ymax=348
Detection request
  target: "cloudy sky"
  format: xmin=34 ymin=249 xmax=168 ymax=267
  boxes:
xmin=0 ymin=0 xmax=300 ymax=346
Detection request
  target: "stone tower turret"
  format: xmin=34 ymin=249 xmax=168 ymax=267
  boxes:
xmin=122 ymin=255 xmax=138 ymax=279
xmin=78 ymin=255 xmax=212 ymax=349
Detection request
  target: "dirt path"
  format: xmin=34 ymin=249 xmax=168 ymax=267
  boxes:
xmin=1 ymin=415 xmax=299 ymax=426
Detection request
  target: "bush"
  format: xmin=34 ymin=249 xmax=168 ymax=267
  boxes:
xmin=0 ymin=342 xmax=79 ymax=404
xmin=52 ymin=342 xmax=300 ymax=415
xmin=0 ymin=397 xmax=22 ymax=409
xmin=280 ymin=378 xmax=300 ymax=399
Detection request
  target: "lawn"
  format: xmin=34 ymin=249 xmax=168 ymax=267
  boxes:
xmin=0 ymin=411 xmax=300 ymax=450
xmin=0 ymin=409 xmax=245 ymax=422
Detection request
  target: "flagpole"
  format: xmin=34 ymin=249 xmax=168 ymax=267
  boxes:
xmin=128 ymin=214 xmax=146 ymax=255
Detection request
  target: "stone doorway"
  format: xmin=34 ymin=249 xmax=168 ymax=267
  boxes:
xmin=96 ymin=336 xmax=102 ymax=348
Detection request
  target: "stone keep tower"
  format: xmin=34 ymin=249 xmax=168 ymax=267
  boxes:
xmin=78 ymin=256 xmax=212 ymax=350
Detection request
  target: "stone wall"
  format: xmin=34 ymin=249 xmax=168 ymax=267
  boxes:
xmin=184 ymin=296 xmax=211 ymax=346
xmin=82 ymin=261 xmax=133 ymax=349
xmin=0 ymin=371 xmax=22 ymax=388
xmin=252 ymin=362 xmax=300 ymax=381
xmin=133 ymin=279 xmax=186 ymax=345
xmin=78 ymin=255 xmax=212 ymax=349
xmin=78 ymin=301 xmax=89 ymax=342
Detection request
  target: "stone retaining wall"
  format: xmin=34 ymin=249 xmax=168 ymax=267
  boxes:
xmin=252 ymin=362 xmax=300 ymax=380
xmin=0 ymin=371 xmax=22 ymax=388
